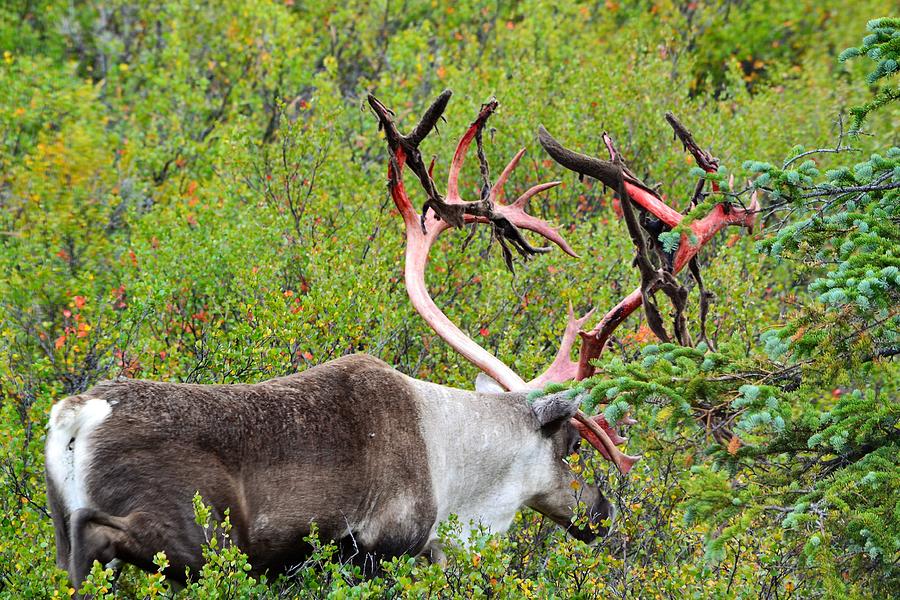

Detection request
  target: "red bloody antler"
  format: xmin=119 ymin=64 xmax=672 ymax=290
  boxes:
xmin=538 ymin=119 xmax=759 ymax=379
xmin=368 ymin=91 xmax=577 ymax=388
xmin=369 ymin=91 xmax=641 ymax=475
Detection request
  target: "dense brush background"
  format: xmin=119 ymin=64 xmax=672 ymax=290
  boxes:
xmin=1 ymin=1 xmax=897 ymax=598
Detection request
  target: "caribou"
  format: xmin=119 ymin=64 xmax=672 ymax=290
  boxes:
xmin=46 ymin=90 xmax=757 ymax=591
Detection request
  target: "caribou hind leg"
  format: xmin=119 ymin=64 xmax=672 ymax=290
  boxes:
xmin=68 ymin=508 xmax=203 ymax=593
xmin=69 ymin=509 xmax=128 ymax=591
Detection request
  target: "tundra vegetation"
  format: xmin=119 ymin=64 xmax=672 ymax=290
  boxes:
xmin=0 ymin=1 xmax=897 ymax=598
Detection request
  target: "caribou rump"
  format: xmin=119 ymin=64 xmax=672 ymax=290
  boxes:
xmin=46 ymin=89 xmax=757 ymax=590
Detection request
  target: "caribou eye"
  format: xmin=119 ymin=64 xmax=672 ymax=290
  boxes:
xmin=567 ymin=436 xmax=582 ymax=456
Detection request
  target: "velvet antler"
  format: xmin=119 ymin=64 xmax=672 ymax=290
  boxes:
xmin=538 ymin=117 xmax=759 ymax=379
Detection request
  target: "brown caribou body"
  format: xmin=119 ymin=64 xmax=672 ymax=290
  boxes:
xmin=47 ymin=354 xmax=609 ymax=587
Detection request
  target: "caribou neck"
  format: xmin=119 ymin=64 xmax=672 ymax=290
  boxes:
xmin=406 ymin=377 xmax=557 ymax=538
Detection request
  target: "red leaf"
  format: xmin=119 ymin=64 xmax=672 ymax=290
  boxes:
xmin=612 ymin=196 xmax=623 ymax=218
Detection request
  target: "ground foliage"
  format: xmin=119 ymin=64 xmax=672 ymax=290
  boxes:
xmin=0 ymin=1 xmax=897 ymax=598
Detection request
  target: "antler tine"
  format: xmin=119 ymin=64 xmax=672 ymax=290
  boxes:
xmin=575 ymin=414 xmax=628 ymax=446
xmin=368 ymin=91 xmax=453 ymax=227
xmin=367 ymin=90 xmax=451 ymax=159
xmin=491 ymin=147 xmax=526 ymax=202
xmin=408 ymin=90 xmax=454 ymax=146
xmin=537 ymin=125 xmax=622 ymax=188
xmin=490 ymin=147 xmax=579 ymax=258
xmin=573 ymin=412 xmax=641 ymax=474
xmin=492 ymin=183 xmax=578 ymax=258
xmin=665 ymin=112 xmax=719 ymax=173
xmin=447 ymin=98 xmax=499 ymax=201
xmin=510 ymin=181 xmax=553 ymax=209
xmin=576 ymin=288 xmax=642 ymax=379
xmin=529 ymin=302 xmax=595 ymax=387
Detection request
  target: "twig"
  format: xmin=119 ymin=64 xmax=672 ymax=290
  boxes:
xmin=782 ymin=146 xmax=860 ymax=169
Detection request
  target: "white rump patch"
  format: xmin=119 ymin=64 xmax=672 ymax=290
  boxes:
xmin=46 ymin=397 xmax=111 ymax=513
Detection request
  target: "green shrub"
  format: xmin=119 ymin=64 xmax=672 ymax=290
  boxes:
xmin=0 ymin=1 xmax=896 ymax=598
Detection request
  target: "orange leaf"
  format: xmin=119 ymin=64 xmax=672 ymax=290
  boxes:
xmin=727 ymin=436 xmax=741 ymax=455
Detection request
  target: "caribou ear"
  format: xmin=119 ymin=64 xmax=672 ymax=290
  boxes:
xmin=531 ymin=391 xmax=583 ymax=433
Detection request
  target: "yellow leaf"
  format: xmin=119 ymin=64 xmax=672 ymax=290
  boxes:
xmin=656 ymin=406 xmax=673 ymax=423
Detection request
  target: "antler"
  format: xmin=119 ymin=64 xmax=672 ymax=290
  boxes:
xmin=369 ymin=91 xmax=641 ymax=475
xmin=538 ymin=116 xmax=760 ymax=379
xmin=367 ymin=91 xmax=582 ymax=387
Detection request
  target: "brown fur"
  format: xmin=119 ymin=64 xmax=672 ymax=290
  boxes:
xmin=48 ymin=354 xmax=614 ymax=590
xmin=54 ymin=354 xmax=436 ymax=585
